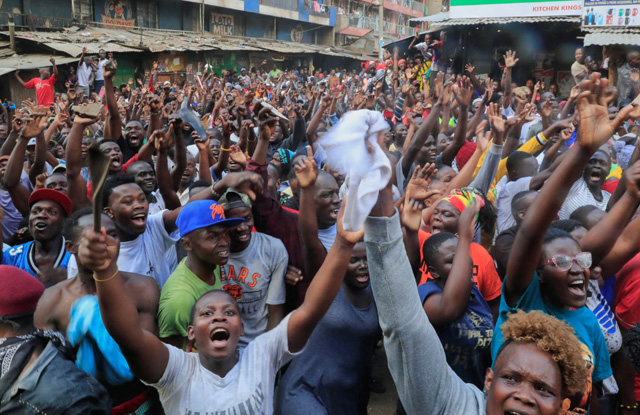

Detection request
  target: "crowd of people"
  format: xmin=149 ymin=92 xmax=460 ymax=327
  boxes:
xmin=3 ymin=31 xmax=640 ymax=415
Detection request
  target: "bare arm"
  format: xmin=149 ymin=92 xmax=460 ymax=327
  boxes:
xmin=103 ymin=61 xmax=122 ymax=141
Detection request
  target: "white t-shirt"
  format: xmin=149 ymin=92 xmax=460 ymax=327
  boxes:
xmin=495 ymin=177 xmax=533 ymax=234
xmin=96 ymin=59 xmax=106 ymax=81
xmin=77 ymin=61 xmax=92 ymax=87
xmin=558 ymin=177 xmax=611 ymax=220
xmin=221 ymin=232 xmax=287 ymax=345
xmin=66 ymin=211 xmax=179 ymax=287
xmin=147 ymin=314 xmax=300 ymax=414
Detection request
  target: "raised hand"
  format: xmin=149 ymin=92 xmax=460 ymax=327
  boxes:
xmin=465 ymin=63 xmax=475 ymax=74
xmin=194 ymin=132 xmax=210 ymax=152
xmin=35 ymin=172 xmax=49 ymax=189
xmin=540 ymin=100 xmax=553 ymax=119
xmin=569 ymin=85 xmax=581 ymax=100
xmin=229 ymin=145 xmax=247 ymax=166
xmin=20 ymin=112 xmax=48 ymax=138
xmin=49 ymin=57 xmax=56 ymax=65
xmin=575 ymin=73 xmax=633 ymax=154
xmin=294 ymin=146 xmax=318 ymax=189
xmin=103 ymin=60 xmax=117 ymax=80
xmin=453 ymin=76 xmax=473 ymax=107
xmin=475 ymin=120 xmax=491 ymax=152
xmin=503 ymin=50 xmax=519 ymax=69
xmin=433 ymin=72 xmax=444 ymax=99
xmin=220 ymin=171 xmax=264 ymax=200
xmin=78 ymin=227 xmax=118 ymax=272
xmin=458 ymin=199 xmax=481 ymax=241
xmin=402 ymin=163 xmax=437 ymax=231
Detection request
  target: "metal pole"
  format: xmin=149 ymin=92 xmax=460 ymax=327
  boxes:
xmin=201 ymin=0 xmax=205 ymax=34
xmin=378 ymin=0 xmax=383 ymax=59
xmin=71 ymin=0 xmax=76 ymax=21
xmin=8 ymin=14 xmax=15 ymax=51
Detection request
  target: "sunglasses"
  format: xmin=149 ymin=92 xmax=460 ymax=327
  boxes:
xmin=544 ymin=252 xmax=592 ymax=271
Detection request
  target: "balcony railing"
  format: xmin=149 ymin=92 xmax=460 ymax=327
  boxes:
xmin=261 ymin=0 xmax=298 ymax=11
xmin=347 ymin=15 xmax=411 ymax=36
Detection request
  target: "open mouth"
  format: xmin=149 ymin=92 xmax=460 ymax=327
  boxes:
xmin=128 ymin=135 xmax=140 ymax=146
xmin=329 ymin=208 xmax=339 ymax=220
xmin=356 ymin=273 xmax=369 ymax=284
xmin=110 ymin=155 xmax=121 ymax=167
xmin=131 ymin=212 xmax=146 ymax=227
xmin=505 ymin=411 xmax=529 ymax=415
xmin=568 ymin=278 xmax=586 ymax=297
xmin=34 ymin=222 xmax=47 ymax=231
xmin=589 ymin=170 xmax=602 ymax=182
xmin=210 ymin=328 xmax=230 ymax=346
xmin=235 ymin=232 xmax=250 ymax=242
xmin=217 ymin=249 xmax=229 ymax=259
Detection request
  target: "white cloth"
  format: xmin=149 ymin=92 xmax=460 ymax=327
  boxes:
xmin=95 ymin=59 xmax=106 ymax=81
xmin=318 ymin=110 xmax=391 ymax=232
xmin=77 ymin=61 xmax=92 ymax=87
xmin=146 ymin=314 xmax=300 ymax=414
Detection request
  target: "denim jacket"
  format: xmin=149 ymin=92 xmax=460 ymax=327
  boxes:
xmin=0 ymin=341 xmax=111 ymax=414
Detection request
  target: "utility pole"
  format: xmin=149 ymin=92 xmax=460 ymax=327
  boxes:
xmin=8 ymin=14 xmax=15 ymax=51
xmin=378 ymin=0 xmax=384 ymax=59
xmin=201 ymin=0 xmax=205 ymax=34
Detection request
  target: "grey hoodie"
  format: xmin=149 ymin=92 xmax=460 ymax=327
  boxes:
xmin=364 ymin=211 xmax=486 ymax=415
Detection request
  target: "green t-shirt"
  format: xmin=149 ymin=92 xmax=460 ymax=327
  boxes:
xmin=158 ymin=258 xmax=221 ymax=348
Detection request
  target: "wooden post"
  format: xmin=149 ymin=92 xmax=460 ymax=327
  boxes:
xmin=8 ymin=14 xmax=15 ymax=51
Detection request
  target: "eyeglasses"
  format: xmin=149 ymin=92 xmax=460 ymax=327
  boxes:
xmin=544 ymin=252 xmax=592 ymax=271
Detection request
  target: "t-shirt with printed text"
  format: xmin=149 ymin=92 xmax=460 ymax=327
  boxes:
xmin=221 ymin=232 xmax=287 ymax=346
xmin=24 ymin=75 xmax=57 ymax=106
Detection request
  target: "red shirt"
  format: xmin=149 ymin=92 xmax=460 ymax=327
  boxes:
xmin=24 ymin=75 xmax=57 ymax=106
xmin=614 ymin=252 xmax=640 ymax=400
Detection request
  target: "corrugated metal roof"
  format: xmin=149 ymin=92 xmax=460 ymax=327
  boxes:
xmin=0 ymin=26 xmax=361 ymax=60
xmin=0 ymin=54 xmax=79 ymax=74
xmin=411 ymin=11 xmax=449 ymax=23
xmin=584 ymin=29 xmax=640 ymax=46
xmin=410 ymin=15 xmax=580 ymax=25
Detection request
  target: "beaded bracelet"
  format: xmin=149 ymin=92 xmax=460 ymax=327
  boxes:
xmin=619 ymin=403 xmax=639 ymax=410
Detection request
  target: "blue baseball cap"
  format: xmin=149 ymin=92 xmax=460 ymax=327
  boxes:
xmin=176 ymin=200 xmax=244 ymax=238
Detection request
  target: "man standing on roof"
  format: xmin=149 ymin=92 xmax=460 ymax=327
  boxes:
xmin=14 ymin=57 xmax=59 ymax=106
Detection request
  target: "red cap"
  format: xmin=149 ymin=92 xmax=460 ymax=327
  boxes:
xmin=0 ymin=265 xmax=45 ymax=318
xmin=28 ymin=188 xmax=73 ymax=216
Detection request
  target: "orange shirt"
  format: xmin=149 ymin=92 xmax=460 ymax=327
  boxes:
xmin=418 ymin=230 xmax=502 ymax=302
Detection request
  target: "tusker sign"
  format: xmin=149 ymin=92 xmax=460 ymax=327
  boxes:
xmin=211 ymin=13 xmax=235 ymax=36
xmin=450 ymin=0 xmax=582 ymax=19
xmin=582 ymin=0 xmax=640 ymax=27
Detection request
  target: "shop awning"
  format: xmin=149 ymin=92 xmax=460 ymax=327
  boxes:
xmin=583 ymin=29 xmax=640 ymax=46
xmin=339 ymin=27 xmax=373 ymax=37
xmin=410 ymin=14 xmax=580 ymax=25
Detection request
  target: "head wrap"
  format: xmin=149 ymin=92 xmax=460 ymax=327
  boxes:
xmin=439 ymin=188 xmax=485 ymax=213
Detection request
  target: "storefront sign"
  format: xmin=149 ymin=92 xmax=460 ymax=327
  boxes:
xmin=100 ymin=1 xmax=136 ymax=28
xmin=450 ymin=0 xmax=582 ymax=19
xmin=582 ymin=1 xmax=640 ymax=27
xmin=211 ymin=13 xmax=235 ymax=36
